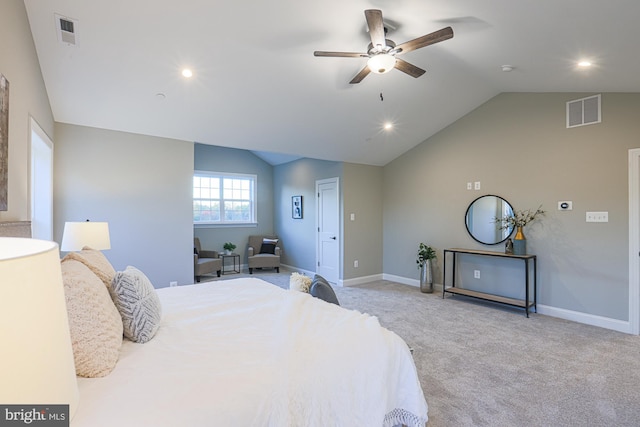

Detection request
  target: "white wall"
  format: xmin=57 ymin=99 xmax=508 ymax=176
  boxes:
xmin=54 ymin=123 xmax=194 ymax=287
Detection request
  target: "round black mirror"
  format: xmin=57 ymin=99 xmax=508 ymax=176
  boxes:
xmin=465 ymin=195 xmax=514 ymax=245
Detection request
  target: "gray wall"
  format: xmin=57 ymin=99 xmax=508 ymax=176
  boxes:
xmin=0 ymin=0 xmax=54 ymax=222
xmin=343 ymin=163 xmax=383 ymax=280
xmin=54 ymin=123 xmax=194 ymax=288
xmin=273 ymin=158 xmax=343 ymax=275
xmin=384 ymin=92 xmax=640 ymax=321
xmin=193 ymin=143 xmax=274 ymax=260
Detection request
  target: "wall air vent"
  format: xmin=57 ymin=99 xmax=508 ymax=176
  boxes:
xmin=566 ymin=94 xmax=601 ymax=128
xmin=55 ymin=13 xmax=78 ymax=46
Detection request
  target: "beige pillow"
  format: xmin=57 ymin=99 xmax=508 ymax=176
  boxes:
xmin=62 ymin=246 xmax=116 ymax=290
xmin=61 ymin=259 xmax=123 ymax=377
xmin=289 ymin=272 xmax=312 ymax=293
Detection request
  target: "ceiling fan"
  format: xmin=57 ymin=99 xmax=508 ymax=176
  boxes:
xmin=314 ymin=9 xmax=453 ymax=84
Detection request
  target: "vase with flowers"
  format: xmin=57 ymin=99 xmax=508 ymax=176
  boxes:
xmin=494 ymin=206 xmax=545 ymax=255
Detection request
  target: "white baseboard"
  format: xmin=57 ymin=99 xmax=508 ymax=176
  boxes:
xmin=536 ymin=304 xmax=633 ymax=334
xmin=382 ymin=273 xmax=444 ymax=292
xmin=280 ymin=264 xmax=314 ymax=278
xmin=341 ymin=273 xmax=384 ymax=287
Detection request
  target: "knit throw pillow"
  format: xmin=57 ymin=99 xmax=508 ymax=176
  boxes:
xmin=289 ymin=272 xmax=312 ymax=293
xmin=61 ymin=259 xmax=123 ymax=377
xmin=62 ymin=247 xmax=116 ymax=290
xmin=110 ymin=266 xmax=162 ymax=343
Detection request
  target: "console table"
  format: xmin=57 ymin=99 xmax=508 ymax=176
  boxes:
xmin=220 ymin=253 xmax=240 ymax=275
xmin=442 ymin=248 xmax=537 ymax=317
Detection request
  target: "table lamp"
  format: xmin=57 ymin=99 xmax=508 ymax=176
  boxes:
xmin=0 ymin=237 xmax=79 ymax=419
xmin=61 ymin=221 xmax=110 ymax=251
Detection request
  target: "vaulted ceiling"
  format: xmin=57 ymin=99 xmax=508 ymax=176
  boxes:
xmin=24 ymin=0 xmax=640 ymax=166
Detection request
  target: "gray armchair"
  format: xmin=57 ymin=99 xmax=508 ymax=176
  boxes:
xmin=194 ymin=238 xmax=222 ymax=282
xmin=247 ymin=235 xmax=282 ymax=274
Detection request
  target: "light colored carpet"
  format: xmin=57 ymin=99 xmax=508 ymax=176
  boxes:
xmin=200 ymin=269 xmax=640 ymax=426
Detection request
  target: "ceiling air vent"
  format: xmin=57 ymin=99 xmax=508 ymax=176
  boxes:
xmin=55 ymin=14 xmax=78 ymax=46
xmin=566 ymin=94 xmax=601 ymax=128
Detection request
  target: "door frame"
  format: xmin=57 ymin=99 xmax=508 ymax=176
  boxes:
xmin=315 ymin=177 xmax=340 ymax=284
xmin=628 ymin=148 xmax=640 ymax=335
xmin=29 ymin=117 xmax=54 ymax=241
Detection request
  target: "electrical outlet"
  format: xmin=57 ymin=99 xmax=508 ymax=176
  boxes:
xmin=169 ymin=281 xmax=178 ymax=287
xmin=474 ymin=270 xmax=480 ymax=279
xmin=474 ymin=181 xmax=481 ymax=190
xmin=467 ymin=182 xmax=472 ymax=190
xmin=354 ymin=260 xmax=359 ymax=268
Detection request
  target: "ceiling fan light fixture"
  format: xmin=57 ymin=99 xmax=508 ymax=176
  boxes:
xmin=367 ymin=53 xmax=396 ymax=74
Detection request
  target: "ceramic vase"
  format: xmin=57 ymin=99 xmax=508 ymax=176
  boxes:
xmin=419 ymin=259 xmax=433 ymax=293
xmin=513 ymin=226 xmax=526 ymax=255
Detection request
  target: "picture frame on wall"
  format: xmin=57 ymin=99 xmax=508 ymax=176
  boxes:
xmin=292 ymin=195 xmax=302 ymax=219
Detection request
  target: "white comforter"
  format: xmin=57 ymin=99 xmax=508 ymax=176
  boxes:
xmin=72 ymin=278 xmax=427 ymax=426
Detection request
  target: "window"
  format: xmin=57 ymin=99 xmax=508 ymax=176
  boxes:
xmin=193 ymin=171 xmax=256 ymax=225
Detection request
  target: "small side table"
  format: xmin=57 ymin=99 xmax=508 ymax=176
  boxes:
xmin=220 ymin=253 xmax=240 ymax=275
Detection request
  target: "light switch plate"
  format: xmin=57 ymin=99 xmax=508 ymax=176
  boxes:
xmin=586 ymin=211 xmax=608 ymax=222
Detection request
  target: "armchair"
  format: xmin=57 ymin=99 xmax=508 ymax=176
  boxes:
xmin=247 ymin=235 xmax=282 ymax=274
xmin=194 ymin=238 xmax=222 ymax=282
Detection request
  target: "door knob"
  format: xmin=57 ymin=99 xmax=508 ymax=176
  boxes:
xmin=330 ymin=236 xmax=336 ymax=240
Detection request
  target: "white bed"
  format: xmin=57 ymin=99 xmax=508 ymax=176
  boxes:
xmin=71 ymin=277 xmax=428 ymax=426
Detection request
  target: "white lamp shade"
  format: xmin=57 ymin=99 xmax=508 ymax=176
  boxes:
xmin=367 ymin=54 xmax=396 ymax=74
xmin=0 ymin=238 xmax=79 ymax=418
xmin=61 ymin=221 xmax=111 ymax=251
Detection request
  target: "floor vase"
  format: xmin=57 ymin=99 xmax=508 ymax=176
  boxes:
xmin=420 ymin=260 xmax=433 ymax=293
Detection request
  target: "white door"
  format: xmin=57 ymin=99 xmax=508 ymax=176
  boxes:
xmin=30 ymin=118 xmax=53 ymax=241
xmin=316 ymin=178 xmax=339 ymax=284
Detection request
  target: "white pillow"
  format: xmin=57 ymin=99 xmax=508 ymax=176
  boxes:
xmin=289 ymin=272 xmax=312 ymax=293
xmin=110 ymin=266 xmax=162 ymax=343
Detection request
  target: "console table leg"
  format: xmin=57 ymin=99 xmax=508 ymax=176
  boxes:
xmin=525 ymin=258 xmax=530 ymax=318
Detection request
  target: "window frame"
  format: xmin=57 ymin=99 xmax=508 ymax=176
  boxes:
xmin=193 ymin=170 xmax=257 ymax=227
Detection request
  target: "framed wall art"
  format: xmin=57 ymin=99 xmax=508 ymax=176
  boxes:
xmin=292 ymin=195 xmax=302 ymax=219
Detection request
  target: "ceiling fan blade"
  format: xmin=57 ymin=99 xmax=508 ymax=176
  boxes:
xmin=394 ymin=58 xmax=426 ymax=78
xmin=364 ymin=9 xmax=386 ymax=50
xmin=349 ymin=65 xmax=371 ymax=84
xmin=395 ymin=26 xmax=454 ymax=54
xmin=314 ymin=51 xmax=368 ymax=58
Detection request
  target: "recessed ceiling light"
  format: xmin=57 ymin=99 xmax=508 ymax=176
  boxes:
xmin=182 ymin=68 xmax=193 ymax=78
xmin=501 ymin=65 xmax=514 ymax=72
xmin=383 ymin=122 xmax=393 ymax=130
xmin=577 ymin=61 xmax=592 ymax=68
